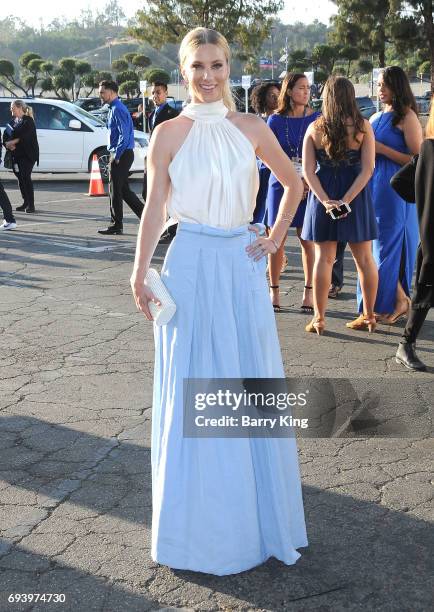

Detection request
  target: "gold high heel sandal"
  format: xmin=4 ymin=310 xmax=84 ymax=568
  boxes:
xmin=382 ymin=297 xmax=411 ymax=324
xmin=305 ymin=317 xmax=325 ymax=336
xmin=346 ymin=314 xmax=377 ymax=333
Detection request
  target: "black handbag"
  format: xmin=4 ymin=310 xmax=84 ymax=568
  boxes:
xmin=390 ymin=155 xmax=419 ymax=203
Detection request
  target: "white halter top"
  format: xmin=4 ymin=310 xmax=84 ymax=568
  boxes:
xmin=167 ymin=99 xmax=259 ymax=229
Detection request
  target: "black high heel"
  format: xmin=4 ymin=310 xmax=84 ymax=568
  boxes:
xmin=301 ymin=285 xmax=314 ymax=313
xmin=269 ymin=285 xmax=281 ymax=312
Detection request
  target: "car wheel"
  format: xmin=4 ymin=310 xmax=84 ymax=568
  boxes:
xmin=90 ymin=149 xmax=110 ymax=183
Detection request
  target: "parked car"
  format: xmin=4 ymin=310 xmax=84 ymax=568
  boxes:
xmin=415 ymin=96 xmax=430 ymax=114
xmin=309 ymin=96 xmax=376 ymax=118
xmin=74 ymin=97 xmax=103 ymax=113
xmin=0 ymin=97 xmax=148 ymax=179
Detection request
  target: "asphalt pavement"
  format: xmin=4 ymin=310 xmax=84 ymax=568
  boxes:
xmin=0 ymin=175 xmax=433 ymax=611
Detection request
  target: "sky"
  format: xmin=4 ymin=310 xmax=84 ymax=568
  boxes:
xmin=10 ymin=0 xmax=337 ymax=28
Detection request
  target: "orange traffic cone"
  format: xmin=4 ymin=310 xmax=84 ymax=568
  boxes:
xmin=88 ymin=154 xmax=106 ymax=196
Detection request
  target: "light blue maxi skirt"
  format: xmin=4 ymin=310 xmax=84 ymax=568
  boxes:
xmin=151 ymin=221 xmax=308 ymax=575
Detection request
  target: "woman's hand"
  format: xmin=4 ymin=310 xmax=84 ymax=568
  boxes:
xmin=5 ymin=141 xmax=15 ymax=150
xmin=324 ymin=199 xmax=348 ymax=219
xmin=130 ymin=276 xmax=161 ymax=320
xmin=302 ymin=177 xmax=309 ymax=199
xmin=246 ymin=235 xmax=278 ymax=261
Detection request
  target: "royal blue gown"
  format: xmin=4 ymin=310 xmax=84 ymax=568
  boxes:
xmin=265 ymin=111 xmax=321 ymax=228
xmin=357 ymin=111 xmax=419 ymax=313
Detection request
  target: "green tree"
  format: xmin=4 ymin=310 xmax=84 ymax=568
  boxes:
xmin=358 ymin=58 xmax=374 ymax=74
xmin=331 ymin=1 xmax=392 ymax=67
xmin=119 ymin=80 xmax=138 ymax=97
xmin=116 ymin=69 xmax=138 ymax=85
xmin=124 ymin=52 xmax=137 ymax=64
xmin=311 ymin=44 xmax=339 ymax=73
xmin=144 ymin=67 xmax=170 ymax=84
xmin=0 ymin=58 xmax=28 ymax=95
xmin=40 ymin=77 xmax=54 ymax=95
xmin=419 ymin=60 xmax=431 ymax=78
xmin=389 ymin=0 xmax=434 ymax=92
xmin=19 ymin=52 xmax=45 ymax=96
xmin=132 ymin=54 xmax=151 ymax=71
xmin=288 ymin=49 xmax=310 ymax=72
xmin=112 ymin=58 xmax=128 ymax=72
xmin=102 ymin=0 xmax=126 ymax=27
xmin=339 ymin=45 xmax=360 ymax=77
xmin=129 ymin=0 xmax=284 ymax=59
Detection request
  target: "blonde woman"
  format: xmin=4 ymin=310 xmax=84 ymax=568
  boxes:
xmin=3 ymin=100 xmax=39 ymax=213
xmin=130 ymin=28 xmax=307 ymax=575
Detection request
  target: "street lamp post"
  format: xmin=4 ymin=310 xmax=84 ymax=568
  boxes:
xmin=106 ymin=37 xmax=113 ymax=73
xmin=270 ymin=26 xmax=276 ymax=80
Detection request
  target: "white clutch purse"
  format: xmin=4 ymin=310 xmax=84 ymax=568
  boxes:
xmin=145 ymin=268 xmax=177 ymax=326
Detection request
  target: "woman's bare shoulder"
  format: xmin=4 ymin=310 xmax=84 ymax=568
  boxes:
xmin=228 ymin=111 xmax=264 ymax=128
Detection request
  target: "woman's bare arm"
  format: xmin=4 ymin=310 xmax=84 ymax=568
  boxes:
xmin=130 ymin=122 xmax=172 ymax=318
xmin=251 ymin=116 xmax=304 ymax=247
xmin=375 ymin=109 xmax=423 ymax=165
xmin=341 ymin=120 xmax=375 ymax=203
xmin=302 ymin=124 xmax=333 ymax=210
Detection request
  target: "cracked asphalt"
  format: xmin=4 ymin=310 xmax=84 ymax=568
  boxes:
xmin=0 ymin=175 xmax=433 ymax=612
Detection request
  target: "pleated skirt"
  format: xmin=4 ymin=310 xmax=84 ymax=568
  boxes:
xmin=151 ymin=221 xmax=308 ymax=575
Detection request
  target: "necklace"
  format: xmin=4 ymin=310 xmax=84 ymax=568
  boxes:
xmin=284 ymin=107 xmax=308 ymax=163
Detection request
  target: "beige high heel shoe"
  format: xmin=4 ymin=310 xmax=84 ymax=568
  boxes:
xmin=305 ymin=317 xmax=325 ymax=336
xmin=346 ymin=314 xmax=377 ymax=333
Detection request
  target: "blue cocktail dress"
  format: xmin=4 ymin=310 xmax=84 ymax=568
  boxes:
xmin=301 ymin=149 xmax=378 ymax=243
xmin=265 ymin=111 xmax=321 ymax=228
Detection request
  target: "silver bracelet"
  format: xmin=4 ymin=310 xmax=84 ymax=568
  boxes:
xmin=270 ymin=238 xmax=279 ymax=251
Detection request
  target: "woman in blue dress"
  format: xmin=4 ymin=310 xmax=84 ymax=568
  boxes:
xmin=250 ymin=81 xmax=281 ymax=224
xmin=358 ymin=67 xmax=422 ymax=324
xmin=301 ymin=76 xmax=378 ymax=335
xmin=266 ymin=73 xmax=321 ymax=312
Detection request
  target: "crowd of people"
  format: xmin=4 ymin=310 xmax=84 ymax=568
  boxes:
xmin=1 ymin=24 xmax=433 ymax=577
xmin=249 ymin=67 xmax=433 ymax=370
xmin=0 ymin=60 xmax=433 ymax=370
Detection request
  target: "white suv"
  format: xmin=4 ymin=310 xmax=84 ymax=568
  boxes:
xmin=0 ymin=97 xmax=148 ymax=178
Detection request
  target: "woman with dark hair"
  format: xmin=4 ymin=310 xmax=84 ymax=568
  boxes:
xmin=357 ymin=67 xmax=422 ymax=326
xmin=3 ymin=100 xmax=39 ymax=214
xmin=301 ymin=76 xmax=378 ymax=335
xmin=250 ymin=81 xmax=280 ymax=225
xmin=250 ymin=81 xmax=280 ymax=120
xmin=266 ymin=73 xmax=320 ymax=312
xmin=391 ymin=96 xmax=434 ymax=371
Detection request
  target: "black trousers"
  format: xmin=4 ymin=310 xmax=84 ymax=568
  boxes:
xmin=13 ymin=157 xmax=35 ymax=210
xmin=0 ymin=179 xmax=15 ymax=223
xmin=109 ymin=149 xmax=144 ymax=228
xmin=331 ymin=241 xmax=347 ymax=288
xmin=402 ymin=306 xmax=430 ymax=343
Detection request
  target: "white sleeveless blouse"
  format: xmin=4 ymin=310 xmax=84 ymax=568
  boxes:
xmin=167 ymin=99 xmax=259 ymax=229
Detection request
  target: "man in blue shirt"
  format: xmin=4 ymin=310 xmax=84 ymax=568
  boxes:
xmin=98 ymin=80 xmax=144 ymax=235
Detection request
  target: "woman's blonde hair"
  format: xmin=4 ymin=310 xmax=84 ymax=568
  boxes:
xmin=179 ymin=27 xmax=236 ymax=111
xmin=12 ymin=99 xmax=34 ymax=119
xmin=425 ymin=94 xmax=434 ymax=139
